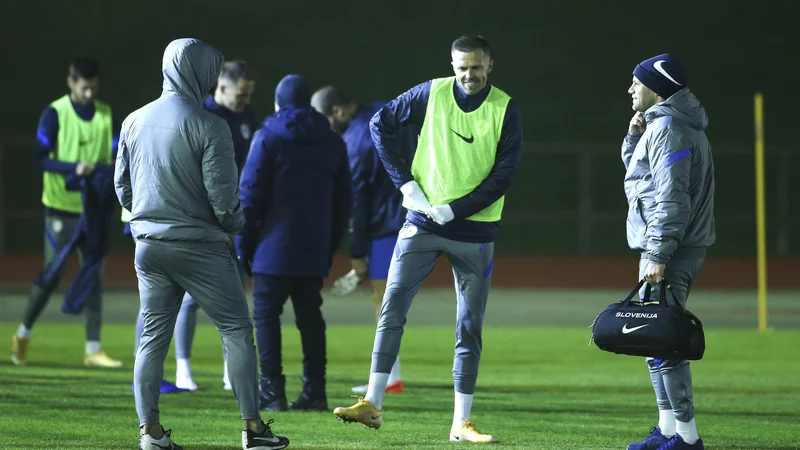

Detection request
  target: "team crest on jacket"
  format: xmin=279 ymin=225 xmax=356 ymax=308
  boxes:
xmin=240 ymin=124 xmax=251 ymax=140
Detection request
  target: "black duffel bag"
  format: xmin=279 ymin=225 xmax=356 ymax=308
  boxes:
xmin=590 ymin=278 xmax=705 ymax=360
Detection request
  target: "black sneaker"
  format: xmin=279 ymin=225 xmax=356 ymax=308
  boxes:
xmin=139 ymin=428 xmax=183 ymax=450
xmin=242 ymin=419 xmax=290 ymax=450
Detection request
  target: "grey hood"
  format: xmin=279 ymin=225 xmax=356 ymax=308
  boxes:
xmin=115 ymin=38 xmax=242 ymax=246
xmin=161 ymin=38 xmax=223 ymax=105
xmin=645 ymin=88 xmax=708 ymax=132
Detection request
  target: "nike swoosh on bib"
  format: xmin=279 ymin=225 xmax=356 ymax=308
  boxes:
xmin=621 ymin=323 xmax=650 ymax=334
xmin=450 ymin=128 xmax=474 ymax=144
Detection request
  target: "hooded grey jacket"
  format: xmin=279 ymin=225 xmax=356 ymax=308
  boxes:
xmin=622 ymin=88 xmax=716 ymax=264
xmin=115 ymin=39 xmax=243 ymax=245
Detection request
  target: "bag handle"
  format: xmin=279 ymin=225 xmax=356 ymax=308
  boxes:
xmin=620 ymin=279 xmax=648 ymax=306
xmin=620 ymin=278 xmax=682 ymax=309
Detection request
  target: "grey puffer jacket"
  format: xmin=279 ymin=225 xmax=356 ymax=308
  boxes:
xmin=622 ymin=88 xmax=716 ymax=263
xmin=115 ymin=38 xmax=243 ymax=244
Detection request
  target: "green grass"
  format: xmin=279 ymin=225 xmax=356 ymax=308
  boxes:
xmin=1 ymin=324 xmax=799 ymax=449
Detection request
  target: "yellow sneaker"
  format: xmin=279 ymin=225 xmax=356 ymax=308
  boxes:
xmin=450 ymin=419 xmax=496 ymax=443
xmin=83 ymin=350 xmax=123 ymax=368
xmin=11 ymin=335 xmax=30 ymax=366
xmin=333 ymin=396 xmax=382 ymax=429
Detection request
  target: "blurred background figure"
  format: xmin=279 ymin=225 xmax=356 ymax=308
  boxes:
xmin=11 ymin=57 xmax=122 ymax=369
xmin=312 ymin=86 xmax=417 ymax=394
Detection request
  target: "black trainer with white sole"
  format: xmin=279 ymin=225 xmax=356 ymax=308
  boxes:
xmin=139 ymin=428 xmax=183 ymax=450
xmin=242 ymin=419 xmax=290 ymax=450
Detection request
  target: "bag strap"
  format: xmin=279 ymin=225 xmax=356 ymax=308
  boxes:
xmin=621 ymin=278 xmax=683 ymax=309
xmin=620 ymin=279 xmax=648 ymax=306
xmin=657 ymin=278 xmax=684 ymax=309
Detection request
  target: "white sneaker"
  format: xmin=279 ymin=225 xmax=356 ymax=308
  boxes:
xmin=140 ymin=428 xmax=183 ymax=449
xmin=174 ymin=377 xmax=198 ymax=391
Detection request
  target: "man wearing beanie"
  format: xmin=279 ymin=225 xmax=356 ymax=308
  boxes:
xmin=622 ymin=54 xmax=715 ymax=450
xmin=236 ymin=74 xmax=352 ymax=412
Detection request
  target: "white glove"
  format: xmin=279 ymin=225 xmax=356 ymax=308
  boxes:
xmin=428 ymin=204 xmax=455 ymax=225
xmin=400 ymin=180 xmax=432 ymax=215
xmin=331 ymin=269 xmax=364 ymax=296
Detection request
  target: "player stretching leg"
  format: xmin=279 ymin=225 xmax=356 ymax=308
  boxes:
xmin=333 ymin=34 xmax=522 ymax=443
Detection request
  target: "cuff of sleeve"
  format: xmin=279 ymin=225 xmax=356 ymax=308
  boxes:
xmin=448 ymin=201 xmax=466 ymax=219
xmin=626 ymin=133 xmax=643 ymax=143
xmin=643 ymin=251 xmax=669 ymax=264
xmin=396 ymin=174 xmax=415 ymax=190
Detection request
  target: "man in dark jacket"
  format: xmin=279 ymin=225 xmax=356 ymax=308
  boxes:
xmin=115 ymin=38 xmax=289 ymax=450
xmin=236 ymin=74 xmax=352 ymax=412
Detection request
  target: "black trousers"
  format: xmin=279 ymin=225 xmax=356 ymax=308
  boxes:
xmin=252 ymin=274 xmax=327 ymax=379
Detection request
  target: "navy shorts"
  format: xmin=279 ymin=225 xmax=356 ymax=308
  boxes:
xmin=368 ymin=234 xmax=398 ymax=280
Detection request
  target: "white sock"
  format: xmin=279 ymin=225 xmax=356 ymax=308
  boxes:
xmin=16 ymin=324 xmax=31 ymax=339
xmin=176 ymin=358 xmax=192 ymax=380
xmin=222 ymin=360 xmax=230 ymax=385
xmin=453 ymin=391 xmax=474 ymax=428
xmin=85 ymin=341 xmax=101 ymax=355
xmin=388 ymin=357 xmax=402 ymax=384
xmin=676 ymin=418 xmax=699 ymax=444
xmin=659 ymin=409 xmax=676 ymax=437
xmin=364 ymin=372 xmax=390 ymax=409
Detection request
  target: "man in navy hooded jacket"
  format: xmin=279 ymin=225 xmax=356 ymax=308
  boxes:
xmin=236 ymin=74 xmax=352 ymax=412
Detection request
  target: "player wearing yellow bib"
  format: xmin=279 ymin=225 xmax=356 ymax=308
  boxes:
xmin=333 ymin=35 xmax=523 ymax=443
xmin=11 ymin=58 xmax=122 ymax=368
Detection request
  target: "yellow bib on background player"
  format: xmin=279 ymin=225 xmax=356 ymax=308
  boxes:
xmin=43 ymin=95 xmax=113 ymax=214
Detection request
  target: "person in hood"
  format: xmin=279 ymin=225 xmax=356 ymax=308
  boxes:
xmin=622 ymin=54 xmax=714 ymax=450
xmin=115 ymin=38 xmax=289 ymax=450
xmin=129 ymin=60 xmax=260 ymax=393
xmin=235 ymin=74 xmax=351 ymax=412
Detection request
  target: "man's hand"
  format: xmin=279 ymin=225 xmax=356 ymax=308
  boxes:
xmin=351 ymin=258 xmax=368 ymax=279
xmin=629 ymin=112 xmax=645 ymax=136
xmin=76 ymin=162 xmax=96 ymax=176
xmin=332 ymin=269 xmax=365 ymax=296
xmin=234 ymin=234 xmax=255 ymax=277
xmin=400 ymin=180 xmax=432 ymax=216
xmin=429 ymin=204 xmax=454 ymax=225
xmin=643 ymin=261 xmax=666 ymax=284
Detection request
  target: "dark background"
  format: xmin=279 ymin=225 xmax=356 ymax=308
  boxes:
xmin=1 ymin=0 xmax=797 ymax=256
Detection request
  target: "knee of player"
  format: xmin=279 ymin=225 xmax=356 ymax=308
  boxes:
xmin=217 ymin=320 xmax=255 ymax=336
xmin=294 ymin=312 xmax=325 ymax=328
xmin=252 ymin=303 xmax=285 ymax=318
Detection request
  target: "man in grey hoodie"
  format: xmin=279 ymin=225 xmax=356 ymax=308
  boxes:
xmin=115 ymin=38 xmax=289 ymax=450
xmin=622 ymin=54 xmax=714 ymax=450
